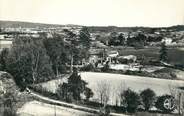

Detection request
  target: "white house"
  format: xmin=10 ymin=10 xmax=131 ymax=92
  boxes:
xmin=107 ymin=51 xmax=119 ymax=58
xmin=106 ymin=51 xmax=119 ymax=64
xmin=118 ymin=55 xmax=137 ymax=63
xmin=162 ymin=38 xmax=172 ymax=45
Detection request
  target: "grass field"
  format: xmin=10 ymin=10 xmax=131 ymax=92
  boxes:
xmin=116 ymin=47 xmax=184 ymax=65
xmin=81 ymin=72 xmax=184 ymax=105
xmin=38 ymin=72 xmax=184 ymax=105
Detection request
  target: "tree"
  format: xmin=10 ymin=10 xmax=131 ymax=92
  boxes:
xmin=127 ymin=33 xmax=147 ymax=48
xmin=0 ymin=48 xmax=9 ymax=71
xmin=140 ymin=88 xmax=156 ymax=111
xmin=77 ymin=27 xmax=91 ymax=64
xmin=159 ymin=42 xmax=168 ymax=62
xmin=57 ymin=83 xmax=72 ymax=102
xmin=79 ymin=26 xmax=91 ymax=49
xmin=108 ymin=32 xmax=119 ymax=46
xmin=84 ymin=87 xmax=94 ymax=101
xmin=101 ymin=61 xmax=110 ymax=72
xmin=6 ymin=37 xmax=54 ymax=89
xmin=121 ymin=88 xmax=140 ymax=113
xmin=109 ymin=33 xmax=126 ymax=46
xmin=57 ymin=67 xmax=92 ymax=102
xmin=67 ymin=68 xmax=87 ymax=101
xmin=43 ymin=35 xmax=69 ymax=75
xmin=64 ymin=28 xmax=89 ymax=72
xmin=96 ymin=81 xmax=111 ymax=107
xmin=2 ymin=92 xmax=17 ymax=116
xmin=0 ymin=72 xmax=18 ymax=116
xmin=155 ymin=95 xmax=176 ymax=113
xmin=118 ymin=33 xmax=125 ymax=46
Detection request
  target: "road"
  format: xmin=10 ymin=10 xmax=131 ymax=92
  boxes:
xmin=18 ymin=89 xmax=128 ymax=116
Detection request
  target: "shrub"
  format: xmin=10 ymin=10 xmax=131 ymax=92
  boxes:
xmin=99 ymin=106 xmax=111 ymax=116
xmin=155 ymin=95 xmax=176 ymax=113
xmin=56 ymin=83 xmax=73 ymax=102
xmin=84 ymin=87 xmax=94 ymax=101
xmin=140 ymin=88 xmax=156 ymax=111
xmin=101 ymin=62 xmax=110 ymax=72
xmin=80 ymin=63 xmax=95 ymax=71
xmin=121 ymin=88 xmax=141 ymax=113
xmin=30 ymin=85 xmax=57 ymax=100
xmin=3 ymin=107 xmax=16 ymax=116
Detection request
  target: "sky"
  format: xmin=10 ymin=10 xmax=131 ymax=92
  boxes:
xmin=0 ymin=0 xmax=184 ymax=27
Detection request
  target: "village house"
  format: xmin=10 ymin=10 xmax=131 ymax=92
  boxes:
xmin=88 ymin=49 xmax=104 ymax=64
xmin=0 ymin=34 xmax=13 ymax=50
xmin=162 ymin=37 xmax=173 ymax=45
xmin=118 ymin=55 xmax=137 ymax=64
xmin=106 ymin=50 xmax=119 ymax=64
xmin=0 ymin=39 xmax=13 ymax=50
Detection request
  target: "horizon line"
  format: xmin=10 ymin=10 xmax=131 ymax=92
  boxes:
xmin=0 ymin=19 xmax=184 ymax=28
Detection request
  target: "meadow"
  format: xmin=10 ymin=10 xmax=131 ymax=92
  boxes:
xmin=116 ymin=47 xmax=184 ymax=65
xmin=37 ymin=72 xmax=184 ymax=105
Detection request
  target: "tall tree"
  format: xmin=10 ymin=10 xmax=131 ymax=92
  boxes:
xmin=67 ymin=67 xmax=87 ymax=101
xmin=43 ymin=35 xmax=69 ymax=75
xmin=0 ymin=48 xmax=9 ymax=71
xmin=118 ymin=33 xmax=125 ymax=46
xmin=79 ymin=27 xmax=91 ymax=49
xmin=96 ymin=81 xmax=111 ymax=107
xmin=159 ymin=42 xmax=168 ymax=62
xmin=65 ymin=27 xmax=91 ymax=72
xmin=57 ymin=67 xmax=92 ymax=102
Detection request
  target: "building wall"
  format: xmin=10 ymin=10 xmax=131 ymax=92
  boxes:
xmin=0 ymin=40 xmax=12 ymax=49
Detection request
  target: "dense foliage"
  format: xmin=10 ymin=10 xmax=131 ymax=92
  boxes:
xmin=155 ymin=95 xmax=176 ymax=113
xmin=140 ymin=88 xmax=156 ymax=111
xmin=5 ymin=37 xmax=54 ymax=89
xmin=159 ymin=42 xmax=168 ymax=62
xmin=56 ymin=68 xmax=93 ymax=102
xmin=121 ymin=88 xmax=141 ymax=113
xmin=43 ymin=35 xmax=69 ymax=75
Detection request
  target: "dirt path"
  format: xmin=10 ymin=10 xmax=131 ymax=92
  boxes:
xmin=22 ymin=89 xmax=128 ymax=116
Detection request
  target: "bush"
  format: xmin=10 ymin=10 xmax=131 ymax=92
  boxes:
xmin=80 ymin=63 xmax=95 ymax=71
xmin=155 ymin=95 xmax=176 ymax=113
xmin=30 ymin=85 xmax=57 ymax=100
xmin=84 ymin=87 xmax=94 ymax=101
xmin=56 ymin=83 xmax=73 ymax=102
xmin=99 ymin=106 xmax=111 ymax=116
xmin=140 ymin=88 xmax=156 ymax=111
xmin=121 ymin=88 xmax=141 ymax=113
xmin=101 ymin=62 xmax=110 ymax=72
xmin=3 ymin=107 xmax=16 ymax=116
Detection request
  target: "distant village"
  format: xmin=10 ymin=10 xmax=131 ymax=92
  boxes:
xmin=1 ymin=24 xmax=184 ymax=70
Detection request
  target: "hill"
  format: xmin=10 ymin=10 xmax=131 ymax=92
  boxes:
xmin=0 ymin=20 xmax=184 ymax=32
xmin=0 ymin=20 xmax=64 ymax=28
xmin=88 ymin=25 xmax=184 ymax=33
